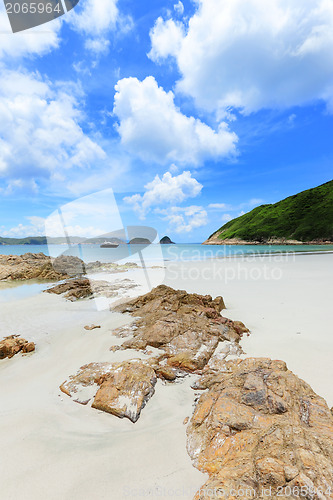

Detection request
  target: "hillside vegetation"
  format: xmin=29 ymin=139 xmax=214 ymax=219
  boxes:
xmin=205 ymin=180 xmax=333 ymax=244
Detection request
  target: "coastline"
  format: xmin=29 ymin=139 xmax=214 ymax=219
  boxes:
xmin=0 ymin=251 xmax=332 ymax=498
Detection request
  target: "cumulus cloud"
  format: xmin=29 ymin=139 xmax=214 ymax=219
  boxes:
xmin=0 ymin=6 xmax=61 ymax=59
xmin=148 ymin=17 xmax=185 ymax=62
xmin=0 ymin=69 xmax=105 ymax=189
xmin=150 ymin=0 xmax=333 ymax=113
xmin=124 ymin=171 xmax=203 ymax=219
xmin=113 ymin=76 xmax=238 ymax=165
xmin=67 ymin=0 xmax=118 ymax=35
xmin=159 ymin=205 xmax=208 ymax=233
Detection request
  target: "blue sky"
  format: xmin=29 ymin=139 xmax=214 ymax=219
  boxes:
xmin=0 ymin=0 xmax=332 ymax=242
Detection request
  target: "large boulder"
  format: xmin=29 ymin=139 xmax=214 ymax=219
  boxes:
xmin=92 ymin=359 xmax=157 ymax=423
xmin=0 ymin=335 xmax=35 ymax=359
xmin=112 ymin=285 xmax=248 ymax=372
xmin=60 ymin=360 xmax=157 ymax=422
xmin=186 ymin=358 xmax=333 ymax=499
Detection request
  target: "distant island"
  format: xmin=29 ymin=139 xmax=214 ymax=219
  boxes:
xmin=203 ymin=180 xmax=333 ymax=245
xmin=0 ymin=234 xmax=177 ymax=246
xmin=0 ymin=236 xmax=127 ymax=246
xmin=159 ymin=236 xmax=175 ymax=244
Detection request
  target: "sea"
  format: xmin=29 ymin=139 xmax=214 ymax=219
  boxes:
xmin=0 ymin=243 xmax=332 ymax=263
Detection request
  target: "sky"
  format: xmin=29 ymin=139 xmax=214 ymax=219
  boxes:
xmin=0 ymin=0 xmax=332 ymax=242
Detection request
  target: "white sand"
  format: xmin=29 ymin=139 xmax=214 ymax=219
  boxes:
xmin=0 ymin=252 xmax=332 ymax=499
xmin=164 ymin=252 xmax=333 ymax=406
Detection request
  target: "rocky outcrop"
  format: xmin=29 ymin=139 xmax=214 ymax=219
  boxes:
xmin=112 ymin=285 xmax=248 ymax=372
xmin=85 ymin=261 xmax=139 ymax=273
xmin=159 ymin=236 xmax=175 ymax=244
xmin=0 ymin=253 xmax=84 ymax=281
xmin=45 ymin=278 xmax=138 ymax=301
xmin=45 ymin=279 xmax=94 ymax=301
xmin=128 ymin=238 xmax=151 ymax=245
xmin=186 ymin=358 xmax=333 ymax=499
xmin=60 ymin=360 xmax=157 ymax=422
xmin=0 ymin=335 xmax=35 ymax=359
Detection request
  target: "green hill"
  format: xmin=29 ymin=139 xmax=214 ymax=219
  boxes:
xmin=204 ymin=180 xmax=333 ymax=244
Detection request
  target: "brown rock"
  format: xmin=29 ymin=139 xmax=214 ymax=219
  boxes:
xmin=60 ymin=362 xmax=114 ymax=404
xmin=84 ymin=324 xmax=101 ymax=331
xmin=112 ymin=285 xmax=249 ymax=373
xmin=22 ymin=342 xmax=36 ymax=353
xmin=0 ymin=335 xmax=35 ymax=359
xmin=61 ymin=360 xmax=157 ymax=422
xmin=0 ymin=253 xmax=84 ymax=282
xmin=45 ymin=278 xmax=138 ymax=301
xmin=92 ymin=359 xmax=157 ymax=423
xmin=186 ymin=358 xmax=333 ymax=498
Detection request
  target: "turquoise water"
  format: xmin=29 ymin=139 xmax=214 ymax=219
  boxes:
xmin=0 ymin=243 xmax=332 ymax=262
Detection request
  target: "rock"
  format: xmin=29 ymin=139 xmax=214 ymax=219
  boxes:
xmin=44 ymin=278 xmax=138 ymax=301
xmin=183 ymin=416 xmax=189 ymax=425
xmin=92 ymin=359 xmax=157 ymax=423
xmin=22 ymin=342 xmax=35 ymax=353
xmin=84 ymin=325 xmax=101 ymax=331
xmin=85 ymin=261 xmax=139 ymax=273
xmin=128 ymin=238 xmax=151 ymax=245
xmin=61 ymin=360 xmax=157 ymax=422
xmin=159 ymin=236 xmax=175 ymax=244
xmin=186 ymin=358 xmax=333 ymax=498
xmin=52 ymin=255 xmax=85 ymax=276
xmin=0 ymin=335 xmax=35 ymax=359
xmin=60 ymin=362 xmax=113 ymax=405
xmin=112 ymin=285 xmax=248 ymax=373
xmin=0 ymin=253 xmax=76 ymax=281
xmin=45 ymin=279 xmax=93 ymax=301
xmin=155 ymin=365 xmax=179 ymax=381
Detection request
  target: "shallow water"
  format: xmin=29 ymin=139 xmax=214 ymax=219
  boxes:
xmin=0 ymin=280 xmax=50 ymax=303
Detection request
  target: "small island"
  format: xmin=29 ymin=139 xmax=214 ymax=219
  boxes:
xmin=159 ymin=236 xmax=175 ymax=244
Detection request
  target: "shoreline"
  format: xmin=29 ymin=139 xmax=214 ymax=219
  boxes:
xmin=0 ymin=252 xmax=332 ymax=498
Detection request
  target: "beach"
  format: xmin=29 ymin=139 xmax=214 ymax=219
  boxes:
xmin=0 ymin=251 xmax=332 ymax=499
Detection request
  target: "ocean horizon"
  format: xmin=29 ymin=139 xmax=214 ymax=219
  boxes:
xmin=0 ymin=243 xmax=332 ymax=263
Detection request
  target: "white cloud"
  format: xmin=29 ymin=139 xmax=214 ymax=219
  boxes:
xmin=174 ymin=1 xmax=184 ymax=16
xmin=0 ymin=7 xmax=61 ymax=59
xmin=67 ymin=0 xmax=118 ymax=35
xmin=113 ymin=76 xmax=238 ymax=165
xmin=124 ymin=170 xmax=203 ymax=219
xmin=2 ymin=216 xmax=108 ymax=238
xmin=0 ymin=69 xmax=106 ymax=189
xmin=148 ymin=17 xmax=185 ymax=62
xmin=208 ymin=203 xmax=230 ymax=210
xmin=150 ymin=0 xmax=333 ymax=113
xmin=221 ymin=213 xmax=232 ymax=222
xmin=160 ymin=205 xmax=208 ymax=233
xmin=84 ymin=38 xmax=110 ymax=54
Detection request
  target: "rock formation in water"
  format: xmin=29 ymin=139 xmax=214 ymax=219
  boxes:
xmin=187 ymin=357 xmax=333 ymax=499
xmin=0 ymin=253 xmax=84 ymax=281
xmin=0 ymin=335 xmax=35 ymax=359
xmin=159 ymin=236 xmax=175 ymax=244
